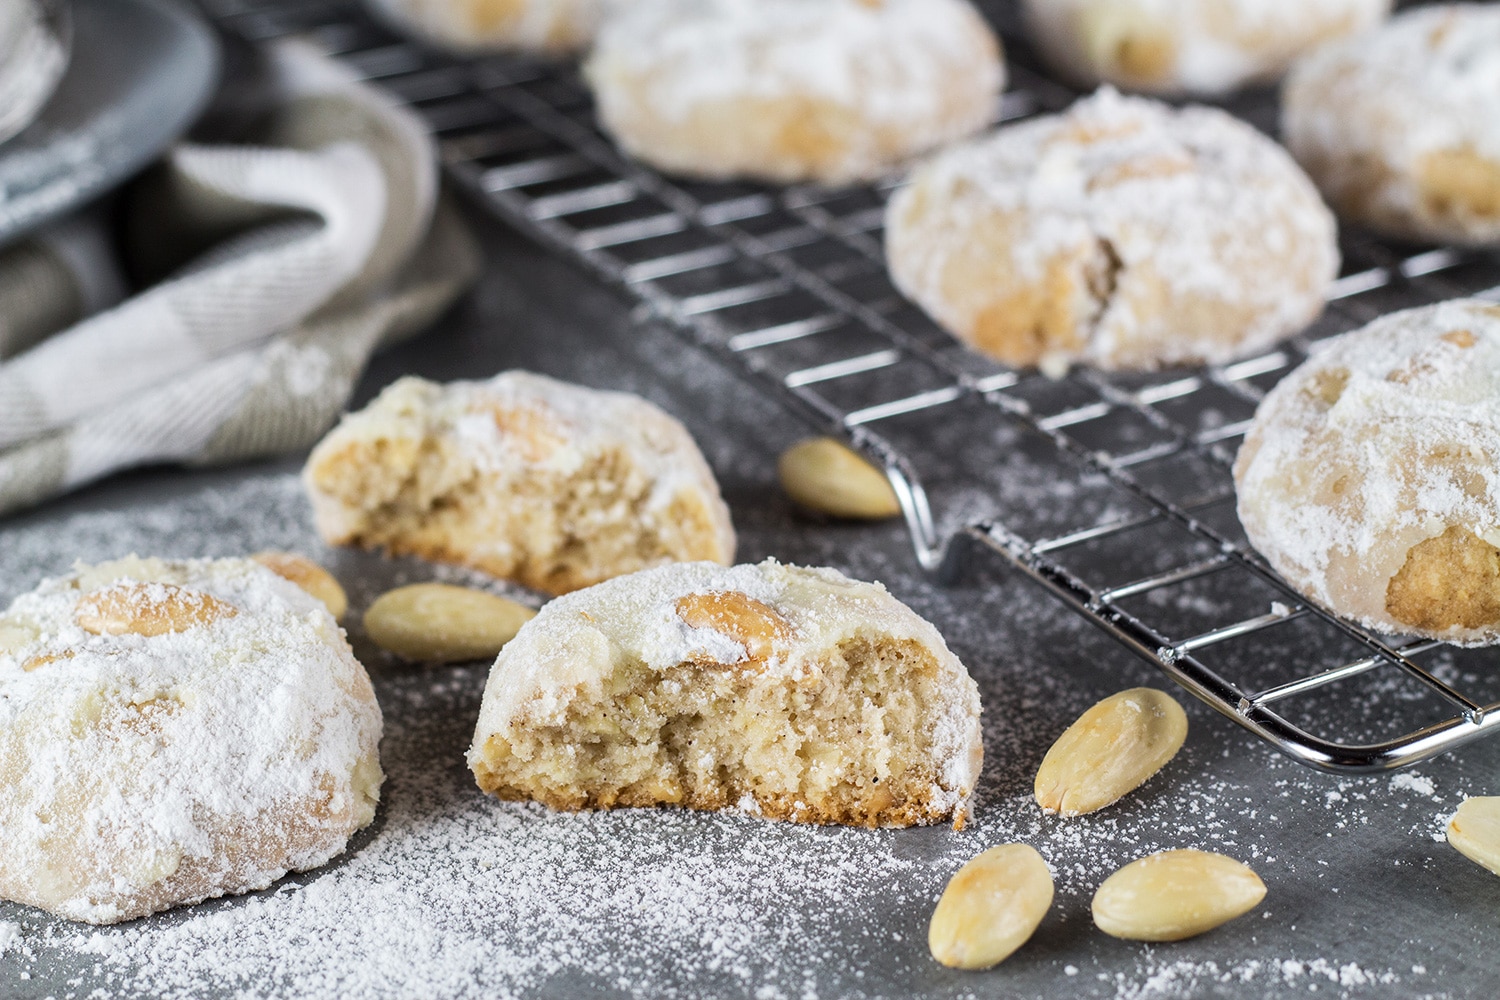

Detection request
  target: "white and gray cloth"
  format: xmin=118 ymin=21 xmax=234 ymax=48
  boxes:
xmin=0 ymin=39 xmax=480 ymax=517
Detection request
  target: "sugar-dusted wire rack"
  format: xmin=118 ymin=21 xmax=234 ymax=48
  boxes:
xmin=204 ymin=0 xmax=1500 ymax=773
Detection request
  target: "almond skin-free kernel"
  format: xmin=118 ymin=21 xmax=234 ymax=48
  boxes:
xmin=778 ymin=438 xmax=902 ymax=520
xmin=365 ymin=583 xmax=536 ymax=663
xmin=928 ymin=843 xmax=1054 ymax=969
xmin=1034 ymin=687 xmax=1187 ymax=816
xmin=1092 ymin=849 xmax=1266 ymax=942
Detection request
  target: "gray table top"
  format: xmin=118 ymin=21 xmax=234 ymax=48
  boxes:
xmin=2 ymin=215 xmax=1495 ymax=1000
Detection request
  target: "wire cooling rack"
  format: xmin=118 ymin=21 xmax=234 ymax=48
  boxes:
xmin=202 ymin=0 xmax=1500 ymax=773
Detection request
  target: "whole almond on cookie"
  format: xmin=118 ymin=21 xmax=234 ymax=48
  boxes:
xmin=76 ymin=583 xmax=238 ymax=637
xmin=1034 ymin=687 xmax=1187 ymax=816
xmin=253 ymin=552 xmax=349 ymax=621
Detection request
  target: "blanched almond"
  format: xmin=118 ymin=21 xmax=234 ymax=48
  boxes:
xmin=778 ymin=438 xmax=901 ymax=520
xmin=676 ymin=590 xmax=791 ymax=665
xmin=364 ymin=583 xmax=536 ymax=663
xmin=253 ymin=551 xmax=349 ymax=620
xmin=1447 ymin=796 xmax=1500 ymax=876
xmin=76 ymin=582 xmax=237 ymax=637
xmin=928 ymin=844 xmax=1054 ymax=970
xmin=1034 ymin=687 xmax=1187 ymax=816
xmin=1092 ymin=849 xmax=1265 ymax=941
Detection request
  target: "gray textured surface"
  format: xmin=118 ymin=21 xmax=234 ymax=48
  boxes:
xmin=2 ymin=218 xmax=1498 ymax=999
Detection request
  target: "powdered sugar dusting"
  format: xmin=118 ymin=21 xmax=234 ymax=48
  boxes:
xmin=885 ymin=88 xmax=1338 ymax=372
xmin=1234 ymin=299 xmax=1500 ymax=643
xmin=1390 ymin=773 xmax=1437 ymax=799
xmin=0 ymin=465 xmax=1491 ymax=997
xmin=0 ymin=556 xmax=382 ymax=924
xmin=586 ymin=0 xmax=1003 ymax=182
xmin=1284 ymin=4 xmax=1500 ymax=243
xmin=304 ymin=371 xmax=737 ymax=574
xmin=469 ymin=558 xmax=983 ymax=823
xmin=1022 ymin=0 xmax=1391 ymax=96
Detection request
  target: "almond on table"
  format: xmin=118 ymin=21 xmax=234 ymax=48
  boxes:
xmin=364 ymin=583 xmax=537 ymax=664
xmin=1034 ymin=687 xmax=1187 ymax=817
xmin=928 ymin=843 xmax=1054 ymax=970
xmin=777 ymin=438 xmax=902 ymax=521
xmin=1091 ymin=849 xmax=1266 ymax=942
xmin=1447 ymin=797 xmax=1500 ymax=877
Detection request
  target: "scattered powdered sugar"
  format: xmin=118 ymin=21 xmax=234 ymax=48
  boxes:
xmin=1390 ymin=773 xmax=1437 ymax=799
xmin=21 ymin=665 xmax=981 ymax=999
xmin=0 ymin=456 xmax=1490 ymax=997
xmin=1103 ymin=955 xmax=1403 ymax=1000
xmin=0 ymin=921 xmax=19 ymax=955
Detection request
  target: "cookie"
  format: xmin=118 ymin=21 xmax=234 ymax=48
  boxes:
xmin=468 ymin=559 xmax=984 ymax=828
xmin=364 ymin=0 xmax=605 ymax=54
xmin=1234 ymin=299 xmax=1500 ymax=645
xmin=303 ymin=372 xmax=735 ymax=596
xmin=1024 ymin=0 xmax=1389 ymax=96
xmin=0 ymin=556 xmax=383 ymax=924
xmin=584 ymin=0 xmax=1004 ymax=184
xmin=1283 ymin=4 xmax=1500 ymax=245
xmin=885 ymin=88 xmax=1339 ymax=373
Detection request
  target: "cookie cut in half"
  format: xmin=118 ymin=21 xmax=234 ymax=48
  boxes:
xmin=0 ymin=557 xmax=383 ymax=924
xmin=1235 ymin=299 xmax=1500 ymax=645
xmin=467 ymin=559 xmax=984 ymax=828
xmin=303 ymin=372 xmax=736 ymax=596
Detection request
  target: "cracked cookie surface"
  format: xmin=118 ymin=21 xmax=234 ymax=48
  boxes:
xmin=1023 ymin=0 xmax=1390 ymax=97
xmin=884 ymin=88 xmax=1338 ymax=373
xmin=585 ymin=0 xmax=1004 ymax=184
xmin=1235 ymin=299 xmax=1500 ymax=645
xmin=1284 ymin=4 xmax=1500 ymax=245
xmin=0 ymin=556 xmax=383 ymax=924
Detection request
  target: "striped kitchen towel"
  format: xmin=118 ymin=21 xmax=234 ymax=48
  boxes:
xmin=0 ymin=37 xmax=479 ymax=517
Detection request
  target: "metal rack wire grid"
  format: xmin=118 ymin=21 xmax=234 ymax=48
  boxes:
xmin=202 ymin=0 xmax=1500 ymax=774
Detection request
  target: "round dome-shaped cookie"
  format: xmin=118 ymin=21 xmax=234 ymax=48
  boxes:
xmin=1284 ymin=5 xmax=1500 ymax=245
xmin=303 ymin=372 xmax=735 ymax=596
xmin=468 ymin=559 xmax=984 ymax=828
xmin=1235 ymin=300 xmax=1500 ymax=645
xmin=0 ymin=557 xmax=383 ymax=924
xmin=885 ymin=88 xmax=1339 ymax=373
xmin=584 ymin=0 xmax=1005 ymax=185
xmin=363 ymin=0 xmax=604 ymax=54
xmin=1023 ymin=0 xmax=1390 ymax=96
